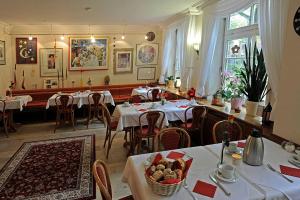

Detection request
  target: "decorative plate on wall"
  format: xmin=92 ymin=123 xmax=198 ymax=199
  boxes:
xmin=294 ymin=6 xmax=300 ymax=36
xmin=136 ymin=43 xmax=159 ymax=66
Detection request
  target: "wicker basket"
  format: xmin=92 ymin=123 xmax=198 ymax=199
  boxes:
xmin=145 ymin=173 xmax=184 ymax=196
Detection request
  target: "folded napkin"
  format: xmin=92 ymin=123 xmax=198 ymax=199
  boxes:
xmin=138 ymin=109 xmax=148 ymax=112
xmin=179 ymin=105 xmax=189 ymax=109
xmin=193 ymin=180 xmax=217 ymax=198
xmin=280 ymin=165 xmax=300 ymax=178
xmin=133 ymin=103 xmax=141 ymax=106
xmin=237 ymin=142 xmax=246 ymax=148
xmin=167 ymin=151 xmax=185 ymax=159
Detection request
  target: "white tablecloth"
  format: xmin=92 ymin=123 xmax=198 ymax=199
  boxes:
xmin=113 ymin=99 xmax=197 ymax=131
xmin=131 ymin=87 xmax=161 ymax=99
xmin=205 ymin=138 xmax=300 ymax=200
xmin=0 ymin=95 xmax=32 ymax=111
xmin=122 ymin=146 xmax=264 ymax=200
xmin=46 ymin=91 xmax=115 ymax=109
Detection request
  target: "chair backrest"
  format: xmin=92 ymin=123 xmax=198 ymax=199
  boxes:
xmin=92 ymin=160 xmax=112 ymax=200
xmin=212 ymin=120 xmax=243 ymax=143
xmin=156 ymin=127 xmax=191 ymax=151
xmin=130 ymin=95 xmax=146 ymax=103
xmin=139 ymin=111 xmax=165 ymax=135
xmin=164 ymin=92 xmax=178 ymax=100
xmin=88 ymin=92 xmax=105 ymax=108
xmin=147 ymin=89 xmax=160 ymax=102
xmin=100 ymin=103 xmax=112 ymax=128
xmin=55 ymin=95 xmax=74 ymax=110
xmin=184 ymin=106 xmax=207 ymax=129
xmin=0 ymin=100 xmax=6 ymax=114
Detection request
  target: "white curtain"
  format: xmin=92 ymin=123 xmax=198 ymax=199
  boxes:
xmin=159 ymin=26 xmax=177 ymax=84
xmin=196 ymin=0 xmax=255 ymax=96
xmin=259 ymin=0 xmax=290 ymax=120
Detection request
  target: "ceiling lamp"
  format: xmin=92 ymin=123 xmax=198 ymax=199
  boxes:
xmin=28 ymin=35 xmax=33 ymax=40
xmin=121 ymin=35 xmax=125 ymax=40
xmin=145 ymin=35 xmax=148 ymax=40
xmin=60 ymin=35 xmax=65 ymax=41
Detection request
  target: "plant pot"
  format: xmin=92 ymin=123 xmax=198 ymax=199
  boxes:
xmin=167 ymin=80 xmax=175 ymax=89
xmin=246 ymin=101 xmax=259 ymax=116
xmin=231 ymin=97 xmax=243 ymax=111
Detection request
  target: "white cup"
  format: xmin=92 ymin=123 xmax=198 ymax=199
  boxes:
xmin=124 ymin=101 xmax=130 ymax=107
xmin=228 ymin=143 xmax=238 ymax=153
xmin=219 ymin=164 xmax=235 ymax=179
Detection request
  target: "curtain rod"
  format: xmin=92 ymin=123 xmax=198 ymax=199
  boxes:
xmin=8 ymin=32 xmax=150 ymax=36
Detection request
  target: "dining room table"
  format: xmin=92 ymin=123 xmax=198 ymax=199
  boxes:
xmin=122 ymin=138 xmax=300 ymax=200
xmin=131 ymin=86 xmax=162 ymax=99
xmin=45 ymin=90 xmax=115 ymax=109
xmin=0 ymin=95 xmax=33 ymax=132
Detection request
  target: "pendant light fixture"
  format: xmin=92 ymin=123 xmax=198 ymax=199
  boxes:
xmin=89 ymin=25 xmax=96 ymax=43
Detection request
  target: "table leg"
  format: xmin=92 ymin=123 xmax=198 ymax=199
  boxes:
xmin=127 ymin=127 xmax=136 ymax=156
xmin=7 ymin=110 xmax=17 ymax=132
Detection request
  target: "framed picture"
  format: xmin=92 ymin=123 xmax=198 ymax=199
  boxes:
xmin=137 ymin=67 xmax=156 ymax=80
xmin=113 ymin=48 xmax=133 ymax=74
xmin=43 ymin=79 xmax=58 ymax=89
xmin=40 ymin=48 xmax=63 ymax=77
xmin=69 ymin=37 xmax=109 ymax=71
xmin=16 ymin=38 xmax=37 ymax=64
xmin=136 ymin=43 xmax=159 ymax=66
xmin=0 ymin=40 xmax=5 ymax=65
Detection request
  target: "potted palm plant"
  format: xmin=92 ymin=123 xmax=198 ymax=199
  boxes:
xmin=241 ymin=43 xmax=270 ymax=116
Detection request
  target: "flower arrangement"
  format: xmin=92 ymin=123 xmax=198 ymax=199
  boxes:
xmin=220 ymin=68 xmax=244 ymax=101
xmin=187 ymin=88 xmax=196 ymax=99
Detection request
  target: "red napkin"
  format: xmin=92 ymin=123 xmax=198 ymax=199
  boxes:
xmin=280 ymin=165 xmax=300 ymax=178
xmin=133 ymin=103 xmax=141 ymax=106
xmin=167 ymin=151 xmax=185 ymax=159
xmin=152 ymin=153 xmax=163 ymax=165
xmin=138 ymin=109 xmax=147 ymax=112
xmin=237 ymin=142 xmax=246 ymax=148
xmin=193 ymin=180 xmax=217 ymax=198
xmin=179 ymin=105 xmax=189 ymax=108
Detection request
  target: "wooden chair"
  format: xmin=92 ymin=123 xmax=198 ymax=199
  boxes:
xmin=130 ymin=95 xmax=146 ymax=103
xmin=54 ymin=95 xmax=75 ymax=133
xmin=212 ymin=120 xmax=243 ymax=143
xmin=147 ymin=89 xmax=160 ymax=102
xmin=0 ymin=100 xmax=8 ymax=137
xmin=101 ymin=103 xmax=120 ymax=158
xmin=180 ymin=106 xmax=207 ymax=145
xmin=86 ymin=92 xmax=105 ymax=128
xmin=135 ymin=111 xmax=165 ymax=154
xmin=93 ymin=160 xmax=134 ymax=200
xmin=156 ymin=127 xmax=190 ymax=151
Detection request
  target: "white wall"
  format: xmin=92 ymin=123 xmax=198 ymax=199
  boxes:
xmin=0 ymin=23 xmax=12 ymax=96
xmin=8 ymin=25 xmax=162 ymax=89
xmin=274 ymin=0 xmax=300 ymax=144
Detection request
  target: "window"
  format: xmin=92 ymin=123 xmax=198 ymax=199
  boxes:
xmin=223 ymin=4 xmax=261 ymax=73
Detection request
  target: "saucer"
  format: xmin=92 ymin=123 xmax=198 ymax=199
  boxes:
xmin=290 ymin=155 xmax=300 ymax=164
xmin=212 ymin=169 xmax=238 ymax=183
xmin=225 ymin=147 xmax=243 ymax=155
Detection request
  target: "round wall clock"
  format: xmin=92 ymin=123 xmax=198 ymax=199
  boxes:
xmin=294 ymin=6 xmax=300 ymax=36
xmin=146 ymin=32 xmax=155 ymax=41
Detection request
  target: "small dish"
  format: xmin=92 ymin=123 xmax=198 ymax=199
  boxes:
xmin=290 ymin=155 xmax=300 ymax=164
xmin=213 ymin=169 xmax=238 ymax=183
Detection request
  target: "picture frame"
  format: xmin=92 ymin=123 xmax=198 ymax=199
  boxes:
xmin=137 ymin=67 xmax=156 ymax=80
xmin=69 ymin=37 xmax=109 ymax=71
xmin=113 ymin=48 xmax=133 ymax=74
xmin=43 ymin=79 xmax=58 ymax=89
xmin=136 ymin=43 xmax=159 ymax=66
xmin=16 ymin=38 xmax=38 ymax=64
xmin=40 ymin=48 xmax=63 ymax=77
xmin=0 ymin=40 xmax=6 ymax=65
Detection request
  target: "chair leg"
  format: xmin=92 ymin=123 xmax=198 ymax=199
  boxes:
xmin=71 ymin=112 xmax=75 ymax=131
xmin=87 ymin=108 xmax=91 ymax=129
xmin=3 ymin=118 xmax=8 ymax=137
xmin=103 ymin=128 xmax=109 ymax=148
xmin=137 ymin=137 xmax=142 ymax=154
xmin=54 ymin=112 xmax=60 ymax=133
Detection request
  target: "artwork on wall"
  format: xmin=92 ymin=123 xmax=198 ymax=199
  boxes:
xmin=0 ymin=40 xmax=5 ymax=65
xmin=43 ymin=79 xmax=58 ymax=89
xmin=69 ymin=37 xmax=109 ymax=71
xmin=113 ymin=48 xmax=133 ymax=74
xmin=40 ymin=48 xmax=63 ymax=77
xmin=136 ymin=43 xmax=159 ymax=66
xmin=16 ymin=38 xmax=37 ymax=64
xmin=137 ymin=67 xmax=156 ymax=80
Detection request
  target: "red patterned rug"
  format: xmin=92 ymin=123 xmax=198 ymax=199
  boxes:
xmin=0 ymin=135 xmax=95 ymax=200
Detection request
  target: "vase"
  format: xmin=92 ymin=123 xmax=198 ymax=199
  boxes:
xmin=246 ymin=101 xmax=259 ymax=116
xmin=167 ymin=80 xmax=175 ymax=89
xmin=231 ymin=97 xmax=243 ymax=111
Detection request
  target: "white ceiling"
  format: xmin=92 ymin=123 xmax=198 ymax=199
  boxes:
xmin=0 ymin=0 xmax=202 ymax=25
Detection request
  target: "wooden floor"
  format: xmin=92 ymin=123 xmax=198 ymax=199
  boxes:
xmin=0 ymin=120 xmax=132 ymax=200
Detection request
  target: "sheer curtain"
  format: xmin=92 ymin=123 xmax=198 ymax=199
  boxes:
xmin=159 ymin=25 xmax=177 ymax=84
xmin=196 ymin=0 xmax=255 ymax=96
xmin=259 ymin=0 xmax=290 ymax=120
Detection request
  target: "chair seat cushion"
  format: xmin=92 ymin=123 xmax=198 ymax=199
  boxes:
xmin=137 ymin=127 xmax=160 ymax=137
xmin=110 ymin=118 xmax=119 ymax=130
xmin=180 ymin=122 xmax=192 ymax=129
